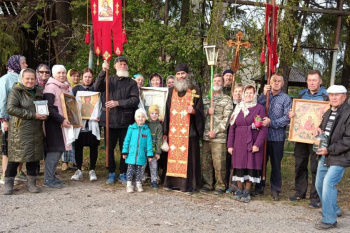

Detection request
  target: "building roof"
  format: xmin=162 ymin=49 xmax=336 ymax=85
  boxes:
xmin=253 ymin=67 xmax=307 ymax=85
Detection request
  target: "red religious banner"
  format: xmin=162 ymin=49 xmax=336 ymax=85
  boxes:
xmin=265 ymin=3 xmax=279 ymax=73
xmin=90 ymin=0 xmax=126 ymax=61
xmin=166 ymin=89 xmax=192 ymax=178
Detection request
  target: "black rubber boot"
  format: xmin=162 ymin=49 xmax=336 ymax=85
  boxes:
xmin=3 ymin=177 xmax=15 ymax=195
xmin=27 ymin=175 xmax=40 ymax=193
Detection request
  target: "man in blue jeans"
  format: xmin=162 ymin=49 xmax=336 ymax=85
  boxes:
xmin=314 ymin=85 xmax=350 ymax=230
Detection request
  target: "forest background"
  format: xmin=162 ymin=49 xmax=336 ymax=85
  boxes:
xmin=1 ymin=0 xmax=350 ymax=93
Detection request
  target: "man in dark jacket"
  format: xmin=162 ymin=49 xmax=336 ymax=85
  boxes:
xmin=314 ymin=85 xmax=350 ymax=230
xmin=94 ymin=56 xmax=139 ymax=184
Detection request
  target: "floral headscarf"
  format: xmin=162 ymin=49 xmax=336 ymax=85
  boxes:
xmin=36 ymin=64 xmax=51 ymax=87
xmin=7 ymin=55 xmax=25 ymax=74
xmin=229 ymin=85 xmax=258 ymax=125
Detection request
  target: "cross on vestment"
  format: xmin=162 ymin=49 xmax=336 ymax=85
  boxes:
xmin=226 ymin=31 xmax=251 ymax=97
xmin=190 ymin=89 xmax=200 ymax=107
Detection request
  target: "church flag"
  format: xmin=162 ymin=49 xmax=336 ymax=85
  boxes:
xmin=90 ymin=0 xmax=126 ymax=60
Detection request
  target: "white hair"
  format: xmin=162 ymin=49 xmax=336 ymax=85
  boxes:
xmin=52 ymin=65 xmax=66 ymax=78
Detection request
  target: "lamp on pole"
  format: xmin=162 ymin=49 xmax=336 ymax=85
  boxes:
xmin=204 ymin=45 xmax=219 ymax=131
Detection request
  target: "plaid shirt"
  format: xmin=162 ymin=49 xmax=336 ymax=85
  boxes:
xmin=258 ymin=91 xmax=292 ymax=141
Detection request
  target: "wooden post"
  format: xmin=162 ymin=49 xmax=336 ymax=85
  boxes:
xmin=262 ymin=0 xmax=276 ymax=181
xmin=210 ymin=65 xmax=214 ymax=131
xmin=105 ymin=62 xmax=110 ymax=167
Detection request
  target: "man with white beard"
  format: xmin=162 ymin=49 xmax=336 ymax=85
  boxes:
xmin=162 ymin=63 xmax=204 ymax=194
xmin=95 ymin=56 xmax=139 ymax=184
xmin=200 ymin=74 xmax=233 ymax=195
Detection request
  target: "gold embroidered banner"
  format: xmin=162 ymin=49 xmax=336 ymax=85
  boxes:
xmin=166 ymin=89 xmax=191 ymax=178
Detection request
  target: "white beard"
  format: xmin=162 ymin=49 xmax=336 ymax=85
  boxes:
xmin=213 ymin=85 xmax=223 ymax=92
xmin=117 ymin=70 xmax=129 ymax=77
xmin=174 ymin=78 xmax=190 ymax=92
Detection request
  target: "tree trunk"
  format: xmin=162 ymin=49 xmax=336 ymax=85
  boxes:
xmin=180 ymin=0 xmax=190 ymax=27
xmin=54 ymin=0 xmax=72 ymax=63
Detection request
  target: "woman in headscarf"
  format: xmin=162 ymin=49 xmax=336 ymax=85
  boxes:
xmin=35 ymin=64 xmax=51 ymax=87
xmin=148 ymin=73 xmax=163 ymax=87
xmin=3 ymin=68 xmax=47 ymax=195
xmin=61 ymin=68 xmax=80 ymax=170
xmin=227 ymin=85 xmax=268 ymax=203
xmin=132 ymin=74 xmax=145 ymax=110
xmin=0 ymin=55 xmax=28 ymax=185
xmin=67 ymin=69 xmax=80 ymax=88
xmin=43 ymin=65 xmax=72 ymax=188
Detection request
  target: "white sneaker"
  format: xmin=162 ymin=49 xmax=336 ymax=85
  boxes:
xmin=71 ymin=169 xmax=83 ymax=180
xmin=136 ymin=181 xmax=144 ymax=192
xmin=89 ymin=170 xmax=97 ymax=181
xmin=126 ymin=181 xmax=134 ymax=193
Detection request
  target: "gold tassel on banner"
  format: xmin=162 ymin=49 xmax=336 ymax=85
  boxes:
xmin=97 ymin=56 xmax=99 ymax=66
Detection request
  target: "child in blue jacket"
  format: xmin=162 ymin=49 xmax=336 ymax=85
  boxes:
xmin=122 ymin=108 xmax=153 ymax=193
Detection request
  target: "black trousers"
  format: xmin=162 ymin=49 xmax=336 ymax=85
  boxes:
xmin=107 ymin=127 xmax=127 ymax=174
xmin=75 ymin=131 xmax=100 ymax=170
xmin=255 ymin=141 xmax=284 ymax=193
xmin=5 ymin=162 xmax=37 ymax=177
xmin=293 ymin=142 xmax=320 ymax=202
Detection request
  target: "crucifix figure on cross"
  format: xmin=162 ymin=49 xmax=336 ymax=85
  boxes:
xmin=226 ymin=31 xmax=251 ymax=97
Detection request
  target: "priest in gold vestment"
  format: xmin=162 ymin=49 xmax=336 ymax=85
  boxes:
xmin=163 ymin=63 xmax=204 ymax=194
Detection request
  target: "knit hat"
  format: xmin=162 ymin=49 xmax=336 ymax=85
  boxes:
xmin=327 ymin=85 xmax=347 ymax=94
xmin=114 ymin=56 xmax=128 ymax=64
xmin=223 ymin=69 xmax=234 ymax=76
xmin=135 ymin=108 xmax=147 ymax=118
xmin=175 ymin=63 xmax=189 ymax=73
xmin=148 ymin=105 xmax=159 ymax=115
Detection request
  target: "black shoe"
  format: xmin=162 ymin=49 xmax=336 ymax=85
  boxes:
xmin=252 ymin=189 xmax=264 ymax=197
xmin=314 ymin=221 xmax=337 ymax=230
xmin=309 ymin=202 xmax=321 ymax=209
xmin=213 ymin=189 xmax=224 ymax=195
xmin=271 ymin=191 xmax=280 ymax=201
xmin=289 ymin=195 xmax=305 ymax=201
xmin=199 ymin=187 xmax=210 ymax=194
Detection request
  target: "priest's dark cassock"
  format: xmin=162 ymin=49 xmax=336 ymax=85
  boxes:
xmin=163 ymin=85 xmax=204 ymax=193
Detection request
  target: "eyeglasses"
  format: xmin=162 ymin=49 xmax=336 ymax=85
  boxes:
xmin=39 ymin=71 xmax=50 ymax=75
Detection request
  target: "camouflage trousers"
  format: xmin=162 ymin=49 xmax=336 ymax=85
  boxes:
xmin=201 ymin=141 xmax=226 ymax=190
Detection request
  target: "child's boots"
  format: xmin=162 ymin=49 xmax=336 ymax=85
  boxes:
xmin=126 ymin=181 xmax=134 ymax=193
xmin=136 ymin=181 xmax=144 ymax=192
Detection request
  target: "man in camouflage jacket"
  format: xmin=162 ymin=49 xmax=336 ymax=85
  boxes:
xmin=200 ymin=74 xmax=233 ymax=195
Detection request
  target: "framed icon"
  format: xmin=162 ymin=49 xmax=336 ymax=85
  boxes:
xmin=60 ymin=93 xmax=82 ymax=128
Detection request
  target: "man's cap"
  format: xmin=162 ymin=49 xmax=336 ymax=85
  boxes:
xmin=327 ymin=85 xmax=347 ymax=94
xmin=222 ymin=69 xmax=234 ymax=76
xmin=175 ymin=63 xmax=189 ymax=73
xmin=114 ymin=56 xmax=128 ymax=64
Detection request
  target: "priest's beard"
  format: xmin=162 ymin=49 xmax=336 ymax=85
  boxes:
xmin=117 ymin=70 xmax=129 ymax=77
xmin=174 ymin=78 xmax=190 ymax=92
xmin=213 ymin=85 xmax=223 ymax=92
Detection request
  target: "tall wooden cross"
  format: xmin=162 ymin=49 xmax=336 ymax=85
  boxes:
xmin=226 ymin=31 xmax=251 ymax=97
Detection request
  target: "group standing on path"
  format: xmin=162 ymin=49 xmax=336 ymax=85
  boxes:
xmin=0 ymin=54 xmax=350 ymax=231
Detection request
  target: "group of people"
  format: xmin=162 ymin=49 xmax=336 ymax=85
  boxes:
xmin=1 ymin=54 xmax=349 ymax=230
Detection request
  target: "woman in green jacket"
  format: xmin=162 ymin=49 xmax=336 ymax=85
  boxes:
xmin=3 ymin=68 xmax=47 ymax=195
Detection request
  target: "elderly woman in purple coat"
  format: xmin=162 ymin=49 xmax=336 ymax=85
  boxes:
xmin=227 ymin=85 xmax=268 ymax=203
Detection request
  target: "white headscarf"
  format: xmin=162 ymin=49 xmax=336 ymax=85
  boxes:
xmin=229 ymin=85 xmax=257 ymax=125
xmin=18 ymin=68 xmax=36 ymax=90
